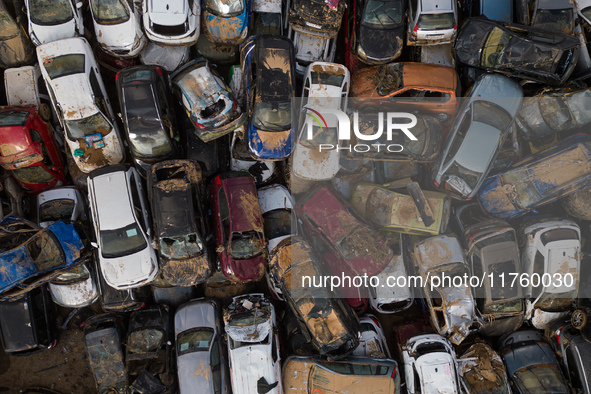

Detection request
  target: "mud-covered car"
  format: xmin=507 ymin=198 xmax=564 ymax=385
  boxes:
xmin=268 ymin=237 xmax=361 ymax=358
xmin=37 ymin=37 xmax=125 ymax=177
xmin=457 ymin=209 xmax=524 ymax=337
xmin=258 ymin=183 xmax=293 ymax=253
xmin=210 ymin=172 xmax=266 ymax=282
xmin=528 ymin=0 xmax=575 ymax=34
xmin=454 ymin=17 xmax=579 ymax=85
xmin=24 ymin=0 xmax=84 ymax=46
xmin=283 ymin=355 xmax=400 ymax=393
xmin=242 ymin=34 xmax=296 ymax=160
xmin=351 ymin=182 xmax=451 ymax=236
xmin=202 ymin=0 xmax=252 ymax=44
xmin=353 ymin=315 xmax=391 ymax=358
xmin=0 ymin=286 xmax=58 ymax=356
xmin=0 ymin=105 xmax=66 ymax=193
xmin=515 ymin=82 xmax=591 ymax=144
xmin=89 ymin=0 xmax=147 ymax=58
xmin=433 ymin=73 xmax=523 ymax=200
xmin=499 ymin=330 xmax=570 ymax=394
xmin=84 ymin=314 xmax=127 ymax=394
xmin=520 ymin=218 xmax=580 ymax=330
xmin=401 ymin=334 xmax=461 ymax=394
xmin=224 ymin=294 xmax=282 ymax=394
xmin=171 ymin=59 xmax=246 ymax=142
xmin=148 ymin=160 xmax=212 ymax=286
xmin=288 ymin=29 xmax=338 ymax=75
xmin=563 ymin=183 xmax=591 ymax=221
xmin=116 ymin=66 xmax=180 ymax=176
xmin=230 ymin=129 xmax=277 ymax=184
xmin=459 ymin=342 xmax=511 ymax=393
xmin=174 ymin=298 xmax=231 ymax=394
xmin=478 ymin=134 xmax=591 ymax=219
xmin=412 ymin=234 xmax=476 ymax=345
xmin=287 ymin=0 xmax=346 ymax=39
xmin=0 ymin=216 xmax=85 ymax=300
xmin=142 ymin=0 xmax=200 ymax=45
xmin=0 ymin=0 xmax=36 ymax=68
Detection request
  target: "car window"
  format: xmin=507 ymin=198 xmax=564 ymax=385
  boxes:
xmin=532 ymin=251 xmax=544 ymax=298
xmin=218 ymin=187 xmax=230 ymax=244
xmin=129 ymin=174 xmax=147 ymax=234
xmin=29 ymin=0 xmax=73 ymax=25
xmin=473 ymin=100 xmax=512 ymax=131
xmin=177 ymin=328 xmax=214 ymax=356
xmin=0 ymin=6 xmax=19 ymax=40
xmin=481 ymin=27 xmax=510 ymax=68
xmin=27 ymin=231 xmax=64 ymax=271
xmin=100 ymin=222 xmax=147 ymax=258
xmin=211 ymin=339 xmax=222 ymax=394
xmin=513 ymin=365 xmax=568 ymax=393
xmin=319 ymin=362 xmax=352 ymax=374
xmin=42 ymin=54 xmax=85 ymax=80
xmin=30 ymin=290 xmax=48 ymax=344
xmin=540 ymin=228 xmax=579 ymax=245
xmin=444 ymin=109 xmax=471 ymax=163
xmin=91 ymin=0 xmax=130 ymax=24
xmin=566 ymin=349 xmax=583 ymax=391
xmin=410 ymin=0 xmax=417 ymax=13
xmin=30 ymin=129 xmax=54 ymax=167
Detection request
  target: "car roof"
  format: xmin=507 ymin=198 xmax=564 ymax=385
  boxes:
xmin=421 ymin=0 xmax=453 ymax=12
xmin=222 ymin=176 xmax=263 ymax=233
xmin=90 ymin=170 xmax=135 ymax=230
xmin=255 ymin=36 xmax=293 ymax=99
xmin=153 ymin=183 xmax=196 ymax=238
xmin=175 ymin=299 xmax=217 ymax=335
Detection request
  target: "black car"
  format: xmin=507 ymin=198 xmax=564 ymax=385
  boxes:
xmin=350 ymin=0 xmax=405 ymax=64
xmin=116 ymin=66 xmax=180 ymax=177
xmin=148 ymin=160 xmax=212 ymax=287
xmin=528 ymin=0 xmax=575 ymax=35
xmin=454 ymin=17 xmax=579 ymax=85
xmin=0 ymin=286 xmax=58 ymax=356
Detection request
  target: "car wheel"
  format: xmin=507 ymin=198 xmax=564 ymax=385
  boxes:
xmin=572 ymin=309 xmax=587 ymax=329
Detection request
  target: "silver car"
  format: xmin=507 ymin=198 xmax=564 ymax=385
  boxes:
xmin=407 ymin=0 xmax=457 ymax=46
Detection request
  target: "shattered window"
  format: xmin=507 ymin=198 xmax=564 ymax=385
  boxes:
xmin=533 ymin=8 xmax=573 ymax=35
xmin=128 ymin=328 xmax=164 ymax=353
xmin=513 ymin=365 xmax=568 ymax=393
xmin=29 ymin=0 xmax=73 ymax=25
xmin=417 ymin=12 xmax=454 ymax=30
xmin=300 ymin=125 xmax=338 ymax=148
xmin=27 ymin=231 xmax=64 ymax=271
xmin=159 ymin=233 xmax=204 ymax=260
xmin=65 ymin=112 xmax=112 ymax=139
xmin=100 ymin=222 xmax=147 ymax=259
xmin=362 ymin=0 xmax=403 ymax=29
xmin=52 ymin=264 xmax=90 ymax=284
xmin=229 ymin=332 xmax=270 ymax=349
xmin=177 ymin=329 xmax=213 ymax=355
xmin=473 ymin=101 xmax=512 ymax=131
xmin=227 ymin=310 xmax=270 ymax=327
xmin=91 ymin=0 xmax=130 ymax=24
xmin=262 ymin=210 xmax=291 ymax=240
xmin=205 ymin=0 xmax=244 ymax=17
xmin=12 ymin=165 xmax=55 ymax=184
xmin=536 ymin=291 xmax=576 ymax=312
xmin=42 ymin=54 xmax=84 ymax=79
xmin=228 ymin=230 xmax=264 ymax=259
xmin=446 ymin=161 xmax=482 ymax=189
xmin=0 ymin=8 xmax=19 ymax=40
xmin=253 ymin=101 xmax=292 ymax=131
xmin=39 ymin=199 xmax=75 ymax=222
xmin=481 ymin=27 xmax=510 ymax=68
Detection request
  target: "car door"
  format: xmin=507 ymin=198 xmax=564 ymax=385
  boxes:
xmin=129 ymin=170 xmax=151 ymax=239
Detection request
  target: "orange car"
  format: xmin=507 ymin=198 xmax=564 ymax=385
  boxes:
xmin=351 ymin=62 xmax=461 ymax=120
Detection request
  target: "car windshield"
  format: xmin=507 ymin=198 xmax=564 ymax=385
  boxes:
xmin=12 ymin=165 xmax=54 ymax=184
xmin=42 ymin=54 xmax=85 ymax=79
xmin=362 ymin=0 xmax=403 ymax=28
xmin=228 ymin=230 xmax=264 ymax=260
xmin=583 ymin=6 xmax=591 ymax=22
xmin=311 ymin=71 xmax=345 ymax=87
xmin=52 ymin=264 xmax=90 ymax=284
xmin=100 ymin=222 xmax=147 ymax=259
xmin=447 ymin=161 xmax=482 ymax=189
xmin=300 ymin=125 xmax=338 ymax=148
xmin=159 ymin=233 xmax=204 ymax=260
xmin=483 ymin=298 xmax=522 ymax=314
xmin=228 ymin=310 xmax=270 ymax=327
xmin=65 ymin=112 xmax=112 ymax=139
xmin=177 ymin=329 xmax=213 ymax=356
xmin=481 ymin=27 xmax=510 ymax=68
xmin=533 ymin=8 xmax=573 ymax=34
xmin=0 ymin=8 xmax=19 ymax=40
xmin=262 ymin=209 xmax=291 ymax=240
xmin=540 ymin=228 xmax=579 ymax=245
xmin=128 ymin=328 xmax=163 ymax=353
xmin=29 ymin=0 xmax=73 ymax=25
xmin=26 ymin=231 xmax=64 ymax=271
xmin=536 ymin=290 xmax=577 ymax=312
xmin=473 ymin=100 xmax=513 ymax=130
xmin=91 ymin=0 xmax=130 ymax=24
xmin=205 ymin=0 xmax=244 ymax=16
xmin=39 ymin=199 xmax=75 ymax=222
xmin=514 ymin=364 xmax=568 ymax=393
xmin=417 ymin=12 xmax=454 ymax=30
xmin=253 ymin=101 xmax=292 ymax=131
xmin=336 ymin=225 xmax=375 ymax=261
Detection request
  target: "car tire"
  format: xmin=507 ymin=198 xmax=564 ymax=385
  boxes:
xmin=572 ymin=309 xmax=587 ymax=329
xmin=39 ymin=103 xmax=52 ymax=122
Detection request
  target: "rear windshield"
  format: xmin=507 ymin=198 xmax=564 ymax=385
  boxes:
xmin=540 ymin=228 xmax=579 ymax=245
xmin=91 ymin=0 xmax=130 ymax=25
xmin=39 ymin=199 xmax=75 ymax=222
xmin=417 ymin=13 xmax=454 ymax=30
xmin=42 ymin=54 xmax=85 ymax=79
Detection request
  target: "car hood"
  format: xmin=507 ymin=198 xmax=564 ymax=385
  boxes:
xmin=415 ymin=353 xmax=458 ymax=394
xmin=174 ymin=301 xmax=216 ymax=334
xmin=292 ymin=135 xmax=339 ymax=181
xmin=100 ymin=247 xmax=156 ymax=289
xmin=95 ymin=17 xmax=138 ymax=49
xmin=359 ymin=25 xmax=403 ymax=60
xmin=178 ymin=351 xmax=215 ymax=393
xmin=65 ymin=128 xmax=123 ymax=173
xmin=49 ymin=276 xmax=98 ymax=308
xmin=229 ymin=344 xmax=280 ymax=394
xmin=32 ymin=19 xmax=77 ymax=45
xmin=248 ymin=127 xmax=293 ymax=160
xmin=226 ymin=318 xmax=272 ymax=343
xmin=149 ymin=0 xmax=189 ymax=26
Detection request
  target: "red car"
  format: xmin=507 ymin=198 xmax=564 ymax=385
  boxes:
xmin=296 ymin=186 xmax=394 ymax=313
xmin=0 ymin=105 xmax=65 ymax=192
xmin=210 ymin=172 xmax=267 ymax=282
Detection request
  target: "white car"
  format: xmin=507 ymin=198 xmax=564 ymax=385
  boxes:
xmin=292 ymin=62 xmax=349 ymax=181
xmin=89 ymin=0 xmax=147 ymax=58
xmin=87 ymin=165 xmax=158 ymax=290
xmin=288 ymin=29 xmax=337 ymax=75
xmin=521 ymin=218 xmax=580 ymax=329
xmin=37 ymin=38 xmax=125 ymax=175
xmin=402 ymin=334 xmax=461 ymax=394
xmin=230 ymin=130 xmax=276 ymax=184
xmin=37 ymin=187 xmax=98 ymax=308
xmin=353 ymin=315 xmax=391 ymax=358
xmin=258 ymin=184 xmax=294 ymax=253
xmin=24 ymin=0 xmax=84 ymax=45
xmin=142 ymin=0 xmax=200 ymax=46
xmin=224 ymin=294 xmax=282 ymax=394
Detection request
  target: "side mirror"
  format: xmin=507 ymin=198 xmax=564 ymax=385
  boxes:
xmin=90 ymin=241 xmax=98 ymax=248
xmin=76 ymin=2 xmax=83 ymax=9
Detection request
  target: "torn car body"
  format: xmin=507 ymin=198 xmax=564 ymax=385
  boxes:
xmin=230 ymin=129 xmax=277 ymax=185
xmin=459 ymin=342 xmax=511 ymax=393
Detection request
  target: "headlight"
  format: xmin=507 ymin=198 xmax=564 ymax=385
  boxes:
xmin=357 ymin=45 xmax=367 ymax=60
xmin=30 ymin=30 xmax=41 ymax=46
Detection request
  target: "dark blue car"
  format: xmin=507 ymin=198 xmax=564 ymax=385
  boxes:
xmin=478 ymin=134 xmax=591 ymax=219
xmin=241 ymin=34 xmax=296 ymax=160
xmin=0 ymin=216 xmax=84 ymax=299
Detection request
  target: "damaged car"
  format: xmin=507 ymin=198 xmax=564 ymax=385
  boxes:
xmin=24 ymin=0 xmax=84 ymax=46
xmin=242 ymin=34 xmax=296 ymax=160
xmin=287 ymin=0 xmax=346 ymax=39
xmin=89 ymin=0 xmax=147 ymax=58
xmin=0 ymin=0 xmax=36 ymax=68
xmin=406 ymin=0 xmax=457 ymax=46
xmin=148 ymin=160 xmax=212 ymax=286
xmin=224 ymin=294 xmax=282 ymax=394
xmin=94 ymin=254 xmax=147 ymax=312
xmin=412 ymin=234 xmax=476 ymax=345
xmin=258 ymin=183 xmax=293 ymax=253
xmin=288 ymin=29 xmax=338 ymax=75
xmin=171 ymin=58 xmax=246 ymax=142
xmin=478 ymin=134 xmax=591 ymax=219
xmin=520 ymin=218 xmax=580 ymax=329
xmin=230 ymin=129 xmax=277 ymax=185
xmin=268 ymin=237 xmax=361 ymax=358
xmin=142 ymin=0 xmax=200 ymax=46
xmin=202 ymin=0 xmax=252 ymax=44
xmin=528 ymin=0 xmax=575 ymax=35
xmin=459 ymin=342 xmax=511 ymax=393
xmin=454 ymin=17 xmax=579 ymax=85
xmin=37 ymin=37 xmax=125 ymax=177
xmin=210 ymin=171 xmax=266 ymax=283
xmin=433 ymin=73 xmax=523 ymax=200
xmin=353 ymin=315 xmax=391 ymax=358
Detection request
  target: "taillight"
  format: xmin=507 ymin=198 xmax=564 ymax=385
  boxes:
xmin=115 ymin=72 xmax=120 ymax=81
xmin=214 ymin=175 xmax=221 ymax=185
xmin=370 ymin=316 xmax=380 ymax=327
xmin=433 ymin=179 xmax=440 ymax=187
xmin=412 ymin=24 xmax=418 ymax=37
xmin=155 ymin=67 xmax=162 ymax=75
xmin=454 ymin=22 xmax=457 ymax=30
xmin=195 ymin=121 xmax=206 ymax=130
xmin=390 ymin=365 xmax=398 ymax=378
